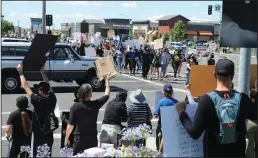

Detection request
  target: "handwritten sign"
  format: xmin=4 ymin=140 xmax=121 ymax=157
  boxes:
xmin=161 ymin=104 xmax=203 ymax=157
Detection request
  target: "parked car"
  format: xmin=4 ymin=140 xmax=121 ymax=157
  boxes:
xmin=2 ymin=42 xmax=105 ymax=93
xmin=2 ymin=37 xmax=30 ymax=43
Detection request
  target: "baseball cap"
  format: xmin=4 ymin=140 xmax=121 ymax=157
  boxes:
xmin=16 ymin=96 xmax=29 ymax=110
xmin=33 ymin=82 xmax=50 ymax=93
xmin=163 ymin=83 xmax=173 ymax=92
xmin=215 ymin=59 xmax=235 ymax=76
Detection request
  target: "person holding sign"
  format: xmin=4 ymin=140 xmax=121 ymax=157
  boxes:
xmin=154 ymin=84 xmax=179 ymax=152
xmin=176 ymin=59 xmax=257 ymax=157
xmin=64 ymin=73 xmax=112 ymax=155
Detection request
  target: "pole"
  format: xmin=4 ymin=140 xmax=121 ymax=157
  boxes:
xmin=18 ymin=20 xmax=20 ymax=37
xmin=238 ymin=48 xmax=251 ymax=94
xmin=42 ymin=0 xmax=46 ymax=34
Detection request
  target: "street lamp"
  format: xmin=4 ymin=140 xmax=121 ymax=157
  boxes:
xmin=1 ymin=15 xmax=4 ymax=20
xmin=120 ymin=14 xmax=131 ymax=35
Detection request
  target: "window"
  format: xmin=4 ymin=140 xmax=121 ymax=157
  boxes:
xmin=2 ymin=46 xmax=16 ymax=56
xmin=3 ymin=39 xmax=29 ymax=42
xmin=63 ymin=47 xmax=78 ymax=59
xmin=15 ymin=46 xmax=29 ymax=56
xmin=53 ymin=47 xmax=69 ymax=60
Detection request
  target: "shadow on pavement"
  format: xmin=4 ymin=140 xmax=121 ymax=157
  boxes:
xmin=2 ymin=86 xmax=126 ymax=95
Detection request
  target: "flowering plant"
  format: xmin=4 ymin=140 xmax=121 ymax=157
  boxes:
xmin=20 ymin=145 xmax=31 ymax=158
xmin=121 ymin=124 xmax=152 ymax=145
xmin=103 ymin=148 xmax=121 ymax=157
xmin=60 ymin=146 xmax=73 ymax=157
xmin=36 ymin=144 xmax=51 ymax=157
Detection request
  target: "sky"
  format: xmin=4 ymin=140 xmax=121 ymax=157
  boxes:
xmin=2 ymin=1 xmax=222 ymax=29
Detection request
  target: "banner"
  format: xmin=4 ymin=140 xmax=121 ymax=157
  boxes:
xmin=161 ymin=104 xmax=203 ymax=157
xmin=189 ymin=65 xmax=216 ymax=97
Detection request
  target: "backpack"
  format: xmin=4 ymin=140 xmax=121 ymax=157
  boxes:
xmin=34 ymin=106 xmax=59 ymax=134
xmin=207 ymin=91 xmax=241 ymax=144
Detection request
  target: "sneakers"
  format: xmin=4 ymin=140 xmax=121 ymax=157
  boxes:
xmin=155 ymin=152 xmax=163 ymax=157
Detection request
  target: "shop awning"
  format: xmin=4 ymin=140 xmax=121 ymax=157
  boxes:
xmin=151 ymin=30 xmax=158 ymax=35
xmin=147 ymin=30 xmax=153 ymax=34
xmin=199 ymin=31 xmax=213 ymax=36
xmin=187 ymin=30 xmax=197 ymax=35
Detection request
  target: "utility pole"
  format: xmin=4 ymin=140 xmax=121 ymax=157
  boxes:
xmin=238 ymin=48 xmax=251 ymax=94
xmin=42 ymin=0 xmax=46 ymax=34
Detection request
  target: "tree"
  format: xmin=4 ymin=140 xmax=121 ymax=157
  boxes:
xmin=129 ymin=29 xmax=133 ymax=37
xmin=1 ymin=20 xmax=14 ymax=36
xmin=170 ymin=20 xmax=187 ymax=42
xmin=163 ymin=33 xmax=170 ymax=45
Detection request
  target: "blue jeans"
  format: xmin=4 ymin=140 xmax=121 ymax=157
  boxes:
xmin=137 ymin=60 xmax=142 ymax=71
xmin=116 ymin=58 xmax=123 ymax=72
xmin=186 ymin=71 xmax=190 ymax=85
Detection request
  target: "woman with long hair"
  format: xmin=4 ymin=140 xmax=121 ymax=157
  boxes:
xmin=5 ymin=96 xmax=32 ymax=158
xmin=150 ymin=49 xmax=162 ymax=80
xmin=99 ymin=91 xmax=128 ymax=147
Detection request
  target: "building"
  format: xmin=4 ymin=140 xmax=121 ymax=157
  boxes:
xmin=30 ymin=18 xmax=42 ymax=33
xmin=157 ymin=15 xmax=190 ymax=35
xmin=98 ymin=18 xmax=132 ymax=37
xmin=187 ymin=21 xmax=220 ymax=41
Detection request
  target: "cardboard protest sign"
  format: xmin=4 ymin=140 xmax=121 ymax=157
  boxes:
xmin=154 ymin=39 xmax=163 ymax=50
xmin=189 ymin=65 xmax=216 ymax=97
xmin=161 ymin=104 xmax=203 ymax=157
xmin=250 ymin=64 xmax=257 ymax=89
xmin=94 ymin=55 xmax=118 ymax=80
xmin=22 ymin=34 xmax=58 ymax=71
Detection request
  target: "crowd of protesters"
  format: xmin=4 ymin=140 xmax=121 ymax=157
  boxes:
xmin=5 ymin=48 xmax=257 ymax=157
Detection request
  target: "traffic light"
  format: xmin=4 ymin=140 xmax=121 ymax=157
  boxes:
xmin=46 ymin=15 xmax=53 ymax=26
xmin=208 ymin=5 xmax=213 ymax=15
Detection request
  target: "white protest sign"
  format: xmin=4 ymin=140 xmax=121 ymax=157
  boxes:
xmin=165 ymin=41 xmax=171 ymax=48
xmin=154 ymin=41 xmax=163 ymax=50
xmin=86 ymin=47 xmax=96 ymax=57
xmin=125 ymin=40 xmax=134 ymax=47
xmin=138 ymin=36 xmax=145 ymax=45
xmin=208 ymin=43 xmax=216 ymax=53
xmin=161 ymin=104 xmax=204 ymax=157
xmin=198 ymin=57 xmax=208 ymax=65
xmin=134 ymin=40 xmax=141 ymax=49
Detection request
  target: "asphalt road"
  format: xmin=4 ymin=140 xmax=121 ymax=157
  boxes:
xmin=1 ymin=53 xmax=257 ymax=156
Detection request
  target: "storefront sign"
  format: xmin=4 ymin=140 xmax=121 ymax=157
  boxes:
xmin=112 ymin=24 xmax=131 ymax=28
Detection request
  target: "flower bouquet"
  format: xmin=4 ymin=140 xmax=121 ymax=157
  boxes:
xmin=36 ymin=144 xmax=51 ymax=157
xmin=20 ymin=145 xmax=31 ymax=158
xmin=119 ymin=124 xmax=152 ymax=147
xmin=60 ymin=146 xmax=73 ymax=157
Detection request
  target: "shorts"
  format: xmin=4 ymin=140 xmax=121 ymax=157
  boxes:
xmin=99 ymin=124 xmax=121 ymax=147
xmin=153 ymin=63 xmax=161 ymax=67
xmin=161 ymin=64 xmax=167 ymax=73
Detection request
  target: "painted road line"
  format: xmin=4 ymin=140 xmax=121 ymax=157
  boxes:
xmin=110 ymin=80 xmax=139 ymax=83
xmin=1 ymin=119 xmax=159 ymax=129
xmin=122 ymin=74 xmax=186 ymax=93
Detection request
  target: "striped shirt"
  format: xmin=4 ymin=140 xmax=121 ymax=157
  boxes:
xmin=127 ymin=103 xmax=153 ymax=128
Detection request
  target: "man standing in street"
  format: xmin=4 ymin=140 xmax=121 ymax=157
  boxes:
xmin=17 ymin=64 xmax=57 ymax=157
xmin=176 ymin=59 xmax=257 ymax=157
xmin=141 ymin=46 xmax=152 ymax=79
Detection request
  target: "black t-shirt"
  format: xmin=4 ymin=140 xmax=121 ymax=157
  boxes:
xmin=7 ymin=109 xmax=32 ymax=144
xmin=179 ymin=90 xmax=256 ymax=157
xmin=31 ymin=92 xmax=57 ymax=132
xmin=102 ymin=99 xmax=127 ymax=126
xmin=208 ymin=58 xmax=215 ymax=65
xmin=69 ymin=95 xmax=109 ymax=135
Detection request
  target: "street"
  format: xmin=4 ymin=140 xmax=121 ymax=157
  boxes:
xmin=1 ymin=53 xmax=257 ymax=156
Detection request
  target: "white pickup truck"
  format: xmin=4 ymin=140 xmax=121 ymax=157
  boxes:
xmin=2 ymin=42 xmax=104 ymax=93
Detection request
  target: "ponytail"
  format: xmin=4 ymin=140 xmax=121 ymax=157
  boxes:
xmin=21 ymin=111 xmax=31 ymax=137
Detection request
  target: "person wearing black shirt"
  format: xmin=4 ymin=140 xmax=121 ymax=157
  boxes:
xmin=142 ymin=47 xmax=152 ymax=79
xmin=64 ymin=74 xmax=112 ymax=155
xmin=5 ymin=96 xmax=32 ymax=158
xmin=208 ymin=53 xmax=215 ymax=65
xmin=79 ymin=41 xmax=86 ymax=56
xmin=99 ymin=91 xmax=128 ymax=147
xmin=176 ymin=59 xmax=257 ymax=157
xmin=171 ymin=49 xmax=181 ymax=80
xmin=96 ymin=45 xmax=104 ymax=57
xmin=16 ymin=64 xmax=57 ymax=157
